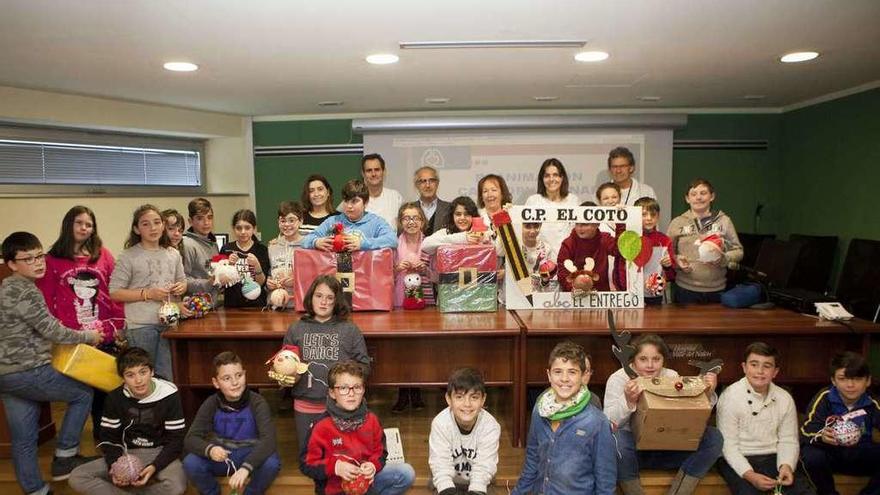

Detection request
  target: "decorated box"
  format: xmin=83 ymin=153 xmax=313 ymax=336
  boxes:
xmin=292 ymin=248 xmax=394 ymax=311
xmin=52 ymin=344 xmax=123 ymax=392
xmin=631 ymin=375 xmax=712 ymax=451
xmin=435 ymin=245 xmax=498 ymax=313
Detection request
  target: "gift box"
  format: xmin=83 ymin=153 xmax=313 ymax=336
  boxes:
xmin=292 ymin=248 xmax=394 ymax=311
xmin=436 ymin=245 xmax=498 ymax=313
xmin=52 ymin=344 xmax=123 ymax=392
xmin=631 ymin=375 xmax=712 ymax=451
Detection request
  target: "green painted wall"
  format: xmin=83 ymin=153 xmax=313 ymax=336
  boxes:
xmin=779 ymin=88 xmax=880 ymax=287
xmin=252 ymin=120 xmax=362 ymax=240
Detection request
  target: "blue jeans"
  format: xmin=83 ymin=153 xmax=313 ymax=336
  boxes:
xmin=127 ymin=324 xmax=173 ymax=380
xmin=673 ymin=285 xmax=723 ymax=304
xmin=372 ymin=462 xmax=415 ymax=495
xmin=183 ymin=449 xmax=281 ymax=495
xmin=0 ymin=364 xmax=93 ymax=494
xmin=615 ymin=426 xmax=723 ymax=480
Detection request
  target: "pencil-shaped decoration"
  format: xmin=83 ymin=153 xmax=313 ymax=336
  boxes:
xmin=490 ymin=209 xmax=533 ymax=305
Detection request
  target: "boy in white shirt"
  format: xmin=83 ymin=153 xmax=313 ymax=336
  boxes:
xmin=429 ymin=368 xmax=501 ymax=495
xmin=716 ymin=342 xmax=815 ymax=495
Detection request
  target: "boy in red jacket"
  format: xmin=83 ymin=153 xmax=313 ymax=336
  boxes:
xmin=303 ymin=361 xmax=414 ymax=495
xmin=634 ymin=197 xmax=676 ymax=304
xmin=556 ymin=201 xmax=622 ymax=292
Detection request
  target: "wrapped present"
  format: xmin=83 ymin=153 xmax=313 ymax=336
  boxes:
xmin=52 ymin=344 xmax=122 ymax=392
xmin=436 ymin=245 xmax=498 ymax=313
xmin=292 ymin=248 xmax=394 ymax=311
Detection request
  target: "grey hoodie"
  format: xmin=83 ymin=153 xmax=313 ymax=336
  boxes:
xmin=666 ymin=209 xmax=743 ymax=292
xmin=182 ymin=229 xmax=219 ymax=296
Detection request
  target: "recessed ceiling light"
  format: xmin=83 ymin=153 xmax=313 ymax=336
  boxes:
xmin=574 ymin=51 xmax=609 ymax=62
xmin=636 ymin=95 xmax=661 ymax=102
xmin=317 ymin=100 xmax=344 ymax=107
xmin=743 ymin=95 xmax=766 ymax=100
xmin=400 ymin=40 xmax=586 ymax=49
xmin=425 ymin=97 xmax=450 ymax=104
xmin=366 ymin=53 xmax=399 ymax=65
xmin=533 ymin=96 xmax=559 ymax=102
xmin=780 ymin=51 xmax=819 ymax=63
xmin=163 ymin=61 xmax=198 ymax=72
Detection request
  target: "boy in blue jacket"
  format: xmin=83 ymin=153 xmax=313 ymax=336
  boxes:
xmin=800 ymin=351 xmax=879 ymax=495
xmin=302 ymin=179 xmax=397 ymax=251
xmin=512 ymin=341 xmax=616 ymax=495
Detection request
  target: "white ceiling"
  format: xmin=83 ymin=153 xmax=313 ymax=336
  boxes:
xmin=1 ymin=0 xmax=878 ymax=116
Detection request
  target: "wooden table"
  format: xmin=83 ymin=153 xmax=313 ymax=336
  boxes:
xmin=165 ymin=308 xmax=525 ymax=445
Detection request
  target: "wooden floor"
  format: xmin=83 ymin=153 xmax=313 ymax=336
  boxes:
xmin=0 ymin=387 xmax=870 ymax=494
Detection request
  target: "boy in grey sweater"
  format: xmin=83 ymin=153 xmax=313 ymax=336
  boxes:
xmin=182 ymin=197 xmax=219 ymax=299
xmin=0 ymin=232 xmax=101 ymax=495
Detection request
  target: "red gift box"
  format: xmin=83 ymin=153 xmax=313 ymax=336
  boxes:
xmin=293 ymin=248 xmax=394 ymax=312
xmin=435 ymin=244 xmax=497 ymax=273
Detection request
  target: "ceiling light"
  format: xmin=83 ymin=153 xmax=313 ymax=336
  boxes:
xmin=636 ymin=95 xmax=661 ymax=102
xmin=574 ymin=51 xmax=609 ymax=62
xmin=163 ymin=62 xmax=198 ymax=72
xmin=366 ymin=53 xmax=399 ymax=65
xmin=533 ymin=96 xmax=559 ymax=102
xmin=425 ymin=97 xmax=450 ymax=104
xmin=400 ymin=40 xmax=586 ymax=49
xmin=780 ymin=51 xmax=819 ymax=63
xmin=317 ymin=101 xmax=344 ymax=107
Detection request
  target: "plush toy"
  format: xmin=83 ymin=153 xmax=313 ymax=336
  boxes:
xmin=402 ymin=272 xmax=426 ymax=310
xmin=241 ymin=276 xmax=262 ymax=301
xmin=332 ymin=222 xmax=346 ymax=252
xmin=268 ymin=288 xmax=289 ymax=310
xmin=564 ymin=258 xmax=599 ymax=297
xmin=158 ymin=300 xmax=180 ymax=325
xmin=110 ymin=452 xmax=144 ymax=485
xmin=211 ymin=257 xmax=241 ymax=287
xmin=695 ymin=234 xmax=724 ymax=263
xmin=266 ymin=345 xmax=309 ymax=386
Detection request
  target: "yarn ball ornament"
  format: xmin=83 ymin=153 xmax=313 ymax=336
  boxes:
xmin=183 ymin=293 xmax=213 ymax=318
xmin=158 ymin=301 xmax=180 ymax=325
xmin=241 ymin=277 xmax=262 ymax=300
xmin=213 ymin=261 xmax=241 ymax=287
xmin=830 ymin=417 xmax=861 ymax=446
xmin=268 ymin=288 xmax=289 ymax=310
xmin=340 ymin=473 xmax=372 ymax=495
xmin=110 ymin=453 xmax=144 ymax=485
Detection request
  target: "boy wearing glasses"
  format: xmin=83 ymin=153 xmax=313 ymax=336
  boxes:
xmin=303 ymin=361 xmax=415 ymax=495
xmin=0 ymin=232 xmax=101 ymax=494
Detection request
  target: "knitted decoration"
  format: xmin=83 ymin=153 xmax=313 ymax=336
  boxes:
xmin=241 ymin=276 xmax=262 ymax=300
xmin=158 ymin=300 xmax=180 ymax=325
xmin=110 ymin=454 xmax=144 ymax=485
xmin=335 ymin=454 xmax=373 ymax=495
xmin=402 ymin=273 xmax=425 ymax=310
xmin=183 ymin=293 xmax=213 ymax=318
xmin=564 ymin=258 xmax=599 ymax=297
xmin=825 ymin=415 xmax=861 ymax=446
xmin=212 ymin=259 xmax=241 ymax=287
xmin=268 ymin=288 xmax=289 ymax=310
xmin=332 ymin=223 xmax=346 ymax=252
xmin=696 ymin=234 xmax=724 ymax=263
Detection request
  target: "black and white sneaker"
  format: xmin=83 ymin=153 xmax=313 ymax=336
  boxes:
xmin=51 ymin=454 xmax=99 ymax=481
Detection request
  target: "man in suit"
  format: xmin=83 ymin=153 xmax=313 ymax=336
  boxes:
xmin=414 ymin=166 xmax=451 ymax=234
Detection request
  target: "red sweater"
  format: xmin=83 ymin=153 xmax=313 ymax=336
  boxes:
xmin=303 ymin=411 xmax=387 ymax=495
xmin=556 ymin=229 xmax=620 ymax=292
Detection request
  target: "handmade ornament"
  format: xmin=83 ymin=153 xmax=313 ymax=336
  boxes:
xmin=211 ymin=257 xmax=241 ymax=287
xmin=183 ymin=293 xmax=213 ymax=318
xmin=332 ymin=222 xmax=346 ymax=252
xmin=645 ymin=272 xmax=665 ymax=297
xmin=822 ymin=411 xmax=864 ymax=446
xmin=564 ymin=258 xmax=599 ymax=298
xmin=110 ymin=453 xmax=144 ymax=485
xmin=241 ymin=277 xmax=262 ymax=301
xmin=266 ymin=345 xmax=309 ymax=386
xmin=268 ymin=288 xmax=289 ymax=310
xmin=335 ymin=454 xmax=373 ymax=495
xmin=158 ymin=300 xmax=180 ymax=325
xmin=402 ymin=272 xmax=426 ymax=310
xmin=695 ymin=234 xmax=723 ymax=263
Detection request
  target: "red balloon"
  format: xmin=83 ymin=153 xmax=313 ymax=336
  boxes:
xmin=633 ymin=235 xmax=654 ymax=269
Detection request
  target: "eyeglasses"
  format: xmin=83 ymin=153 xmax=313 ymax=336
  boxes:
xmin=401 ymin=216 xmax=422 ymax=224
xmin=333 ymin=384 xmax=365 ymax=395
xmin=416 ymin=178 xmax=439 ymax=185
xmin=13 ymin=253 xmax=46 ymax=265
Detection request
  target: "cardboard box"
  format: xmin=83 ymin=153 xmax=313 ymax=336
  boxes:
xmin=52 ymin=344 xmax=122 ymax=392
xmin=631 ymin=375 xmax=712 ymax=451
xmin=436 ymin=245 xmax=498 ymax=313
xmin=292 ymin=248 xmax=394 ymax=311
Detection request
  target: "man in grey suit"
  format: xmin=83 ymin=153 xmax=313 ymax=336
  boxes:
xmin=414 ymin=166 xmax=451 ymax=234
